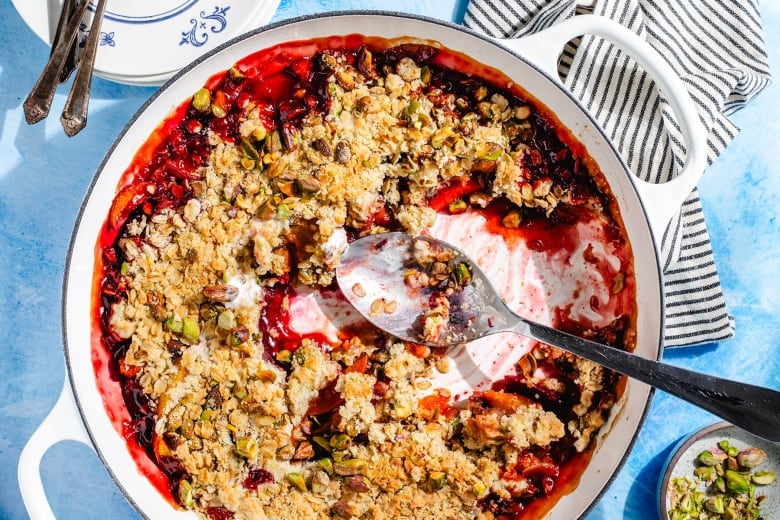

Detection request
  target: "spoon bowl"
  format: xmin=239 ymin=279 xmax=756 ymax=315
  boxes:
xmin=336 ymin=232 xmax=780 ymax=441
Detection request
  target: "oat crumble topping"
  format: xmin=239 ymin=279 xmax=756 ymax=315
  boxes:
xmin=99 ymin=41 xmax=635 ymax=520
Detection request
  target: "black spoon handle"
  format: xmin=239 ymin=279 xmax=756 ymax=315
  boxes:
xmin=516 ymin=319 xmax=780 ymax=442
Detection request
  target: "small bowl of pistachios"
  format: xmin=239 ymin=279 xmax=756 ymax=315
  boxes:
xmin=659 ymin=422 xmax=778 ymax=520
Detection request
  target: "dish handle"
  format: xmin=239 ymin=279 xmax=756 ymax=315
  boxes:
xmin=18 ymin=374 xmax=94 ymax=520
xmin=497 ymin=14 xmax=708 ymax=239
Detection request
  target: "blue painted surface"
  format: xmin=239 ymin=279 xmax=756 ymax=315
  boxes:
xmin=0 ymin=0 xmax=777 ymax=518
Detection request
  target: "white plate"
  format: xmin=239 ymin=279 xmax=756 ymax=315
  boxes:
xmin=12 ymin=0 xmax=281 ymax=84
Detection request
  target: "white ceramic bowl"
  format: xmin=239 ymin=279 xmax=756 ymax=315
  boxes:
xmin=20 ymin=11 xmax=708 ymax=520
xmin=659 ymin=422 xmax=779 ymax=520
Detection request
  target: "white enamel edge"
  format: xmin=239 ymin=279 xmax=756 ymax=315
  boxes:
xmin=18 ymin=375 xmax=94 ymax=520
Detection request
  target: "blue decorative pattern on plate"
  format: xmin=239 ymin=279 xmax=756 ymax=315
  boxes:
xmin=179 ymin=6 xmax=231 ymax=47
xmin=11 ymin=0 xmax=281 ymax=84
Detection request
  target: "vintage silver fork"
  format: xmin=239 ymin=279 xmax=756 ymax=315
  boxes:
xmin=60 ymin=0 xmax=109 ymax=136
xmin=23 ymin=0 xmax=109 ymax=137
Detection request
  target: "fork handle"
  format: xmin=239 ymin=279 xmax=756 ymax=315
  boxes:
xmin=23 ymin=0 xmax=90 ymax=125
xmin=55 ymin=0 xmax=82 ymax=83
xmin=61 ymin=0 xmax=109 ymax=137
xmin=515 ymin=319 xmax=780 ymax=442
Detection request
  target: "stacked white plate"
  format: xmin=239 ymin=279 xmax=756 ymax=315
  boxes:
xmin=12 ymin=0 xmax=281 ymax=86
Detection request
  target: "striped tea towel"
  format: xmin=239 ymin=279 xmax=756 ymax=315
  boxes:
xmin=464 ymin=0 xmax=771 ymax=346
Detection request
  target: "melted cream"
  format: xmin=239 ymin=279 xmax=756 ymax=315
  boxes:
xmin=282 ymin=211 xmax=626 ymax=401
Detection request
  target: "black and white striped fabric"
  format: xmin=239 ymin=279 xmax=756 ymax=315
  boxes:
xmin=464 ymin=0 xmax=771 ymax=346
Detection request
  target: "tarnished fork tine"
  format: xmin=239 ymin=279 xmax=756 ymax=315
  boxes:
xmin=23 ymin=0 xmax=90 ymax=124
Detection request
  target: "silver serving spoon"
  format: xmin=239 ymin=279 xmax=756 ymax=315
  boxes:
xmin=336 ymin=232 xmax=780 ymax=442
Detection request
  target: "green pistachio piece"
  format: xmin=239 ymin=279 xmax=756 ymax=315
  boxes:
xmin=217 ymin=310 xmax=237 ymax=331
xmin=448 ymin=199 xmax=468 ymax=215
xmin=405 ymin=100 xmax=420 ymax=117
xmin=178 ymin=479 xmax=195 ymax=509
xmin=329 ymin=433 xmax=350 ymax=451
xmin=333 ymin=458 xmax=365 ymax=476
xmin=427 ymin=471 xmax=447 ymax=491
xmin=454 ymin=262 xmax=472 ymax=286
xmin=165 ymin=314 xmax=184 ymax=334
xmin=724 ymin=470 xmax=751 ymax=494
xmin=474 ymin=141 xmax=503 ymax=161
xmin=286 ymin=472 xmax=307 ymax=492
xmin=737 ymin=447 xmax=767 ymax=469
xmin=751 ymin=470 xmax=776 ymax=485
xmin=317 ymin=458 xmax=334 ymax=476
xmin=694 ymin=466 xmax=715 ymax=481
xmin=276 ymin=203 xmax=292 ymax=220
xmin=236 ymin=436 xmax=258 ymax=459
xmin=312 ymin=436 xmax=332 ymax=452
xmin=276 ymin=349 xmax=292 ymax=364
xmin=473 ymin=480 xmax=488 ymax=498
xmin=704 ymin=495 xmax=726 ymax=514
xmin=697 ymin=449 xmax=727 ymax=467
xmin=430 ymin=126 xmax=454 ymax=149
xmin=181 ymin=317 xmax=200 ymax=343
xmin=420 ymin=66 xmax=431 ymax=84
xmin=192 ymin=88 xmax=211 ymax=112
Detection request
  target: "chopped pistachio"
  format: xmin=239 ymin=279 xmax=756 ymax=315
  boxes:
xmin=454 ymin=262 xmax=472 ymax=286
xmin=752 ymin=470 xmax=776 ymax=485
xmin=181 ymin=317 xmax=200 ymax=343
xmin=329 ymin=433 xmax=350 ymax=451
xmin=256 ymin=369 xmax=277 ymax=383
xmin=192 ymin=88 xmax=211 ymax=112
xmin=217 ymin=310 xmax=237 ymax=330
xmin=276 ymin=349 xmax=292 ymax=364
xmin=333 ymin=458 xmax=365 ymax=476
xmin=310 ymin=470 xmax=330 ymax=494
xmin=178 ymin=479 xmax=195 ymax=509
xmin=694 ymin=466 xmax=715 ymax=481
xmin=448 ymin=199 xmax=468 ymax=214
xmin=724 ymin=470 xmax=751 ymax=494
xmin=420 ymin=65 xmax=431 ymax=83
xmin=737 ymin=447 xmax=767 ymax=469
xmin=317 ymin=457 xmax=334 ymax=475
xmin=430 ymin=126 xmax=454 ymax=149
xmin=345 ymin=475 xmax=370 ymax=493
xmin=165 ymin=314 xmax=184 ymax=334
xmin=276 ymin=203 xmax=292 ymax=220
xmin=477 ymin=142 xmax=503 ymax=160
xmin=230 ymin=326 xmax=250 ymax=346
xmin=236 ymin=436 xmax=258 ymax=459
xmin=203 ymin=284 xmax=239 ymax=303
xmin=286 ymin=472 xmax=307 ymax=492
xmin=427 ymin=471 xmax=447 ymax=491
xmin=704 ymin=494 xmax=726 ymax=514
xmin=698 ymin=449 xmax=727 ymax=467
